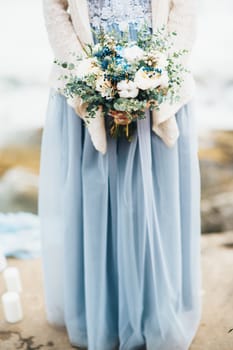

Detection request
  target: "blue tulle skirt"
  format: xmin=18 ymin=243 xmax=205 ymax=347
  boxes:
xmin=38 ymin=87 xmax=201 ymax=349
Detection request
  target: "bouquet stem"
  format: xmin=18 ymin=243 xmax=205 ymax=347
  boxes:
xmin=109 ymin=116 xmax=133 ymax=140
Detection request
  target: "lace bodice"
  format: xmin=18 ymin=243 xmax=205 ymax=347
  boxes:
xmin=87 ymin=0 xmax=152 ymax=31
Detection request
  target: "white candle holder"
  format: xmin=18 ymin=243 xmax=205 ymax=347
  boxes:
xmin=1 ymin=291 xmax=23 ymax=323
xmin=3 ymin=267 xmax=22 ymax=293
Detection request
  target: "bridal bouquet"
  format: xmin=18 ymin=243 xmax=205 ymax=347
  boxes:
xmin=55 ymin=25 xmax=188 ymax=140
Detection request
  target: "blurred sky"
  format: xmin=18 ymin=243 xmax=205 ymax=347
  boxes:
xmin=0 ymin=0 xmax=233 ymax=144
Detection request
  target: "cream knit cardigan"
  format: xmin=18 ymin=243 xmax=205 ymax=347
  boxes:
xmin=43 ymin=0 xmax=197 ymax=154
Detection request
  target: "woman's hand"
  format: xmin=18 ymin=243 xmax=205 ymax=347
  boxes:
xmin=108 ymin=110 xmax=133 ymax=125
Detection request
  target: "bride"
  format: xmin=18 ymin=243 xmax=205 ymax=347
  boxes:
xmin=39 ymin=0 xmax=201 ymax=349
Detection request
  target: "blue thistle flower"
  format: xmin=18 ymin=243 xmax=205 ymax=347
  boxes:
xmin=116 ymin=45 xmax=123 ymax=54
xmin=115 ymin=57 xmax=124 ymax=65
xmin=101 ymin=59 xmax=110 ymax=70
xmin=155 ymin=68 xmax=163 ymax=74
xmin=94 ymin=46 xmax=113 ymax=59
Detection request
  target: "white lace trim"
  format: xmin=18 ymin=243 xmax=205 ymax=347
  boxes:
xmin=87 ymin=0 xmax=152 ymax=31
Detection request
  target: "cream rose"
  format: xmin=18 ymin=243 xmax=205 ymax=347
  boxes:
xmin=122 ymin=45 xmax=145 ymax=62
xmin=134 ymin=68 xmax=169 ymax=90
xmin=145 ymin=51 xmax=168 ymax=69
xmin=117 ymin=80 xmax=139 ymax=98
xmin=95 ymin=75 xmax=112 ymax=99
xmin=134 ymin=68 xmax=159 ymax=90
xmin=75 ymin=58 xmax=101 ymax=78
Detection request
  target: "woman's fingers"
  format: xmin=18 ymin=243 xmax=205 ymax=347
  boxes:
xmin=109 ymin=110 xmax=126 ymax=118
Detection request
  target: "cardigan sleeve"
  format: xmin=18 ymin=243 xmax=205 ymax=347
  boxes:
xmin=43 ymin=0 xmax=84 ymax=62
xmin=43 ymin=0 xmax=107 ymax=154
xmin=167 ymin=0 xmax=197 ymax=67
xmin=43 ymin=0 xmax=87 ymax=116
xmin=151 ymin=0 xmax=197 ymax=147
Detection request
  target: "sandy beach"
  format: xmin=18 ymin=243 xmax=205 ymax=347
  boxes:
xmin=0 ymin=232 xmax=233 ymax=350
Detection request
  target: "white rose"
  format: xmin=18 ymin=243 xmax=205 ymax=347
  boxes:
xmin=134 ymin=68 xmax=168 ymax=90
xmin=96 ymin=75 xmax=112 ymax=99
xmin=134 ymin=68 xmax=159 ymax=90
xmin=117 ymin=80 xmax=139 ymax=98
xmin=76 ymin=58 xmax=100 ymax=78
xmin=122 ymin=45 xmax=145 ymax=62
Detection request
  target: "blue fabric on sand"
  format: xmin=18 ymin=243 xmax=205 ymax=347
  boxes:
xmin=38 ymin=25 xmax=202 ymax=350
